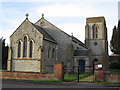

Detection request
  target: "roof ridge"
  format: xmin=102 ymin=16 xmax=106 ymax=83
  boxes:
xmin=35 ymin=17 xmax=87 ymax=48
xmin=31 ymin=22 xmax=57 ymax=43
xmin=10 ymin=18 xmax=29 ymax=38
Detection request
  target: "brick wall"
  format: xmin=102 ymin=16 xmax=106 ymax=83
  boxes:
xmin=1 ymin=63 xmax=64 ymax=80
xmin=95 ymin=70 xmax=120 ymax=82
xmin=54 ymin=62 xmax=64 ymax=80
xmin=95 ymin=70 xmax=105 ymax=81
xmin=2 ymin=71 xmax=54 ymax=80
xmin=105 ymin=72 xmax=120 ymax=82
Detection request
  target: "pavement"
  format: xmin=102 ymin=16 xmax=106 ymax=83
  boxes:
xmin=1 ymin=79 xmax=120 ymax=88
xmin=79 ymin=75 xmax=95 ymax=82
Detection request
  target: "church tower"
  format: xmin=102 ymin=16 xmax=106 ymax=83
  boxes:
xmin=85 ymin=17 xmax=109 ymax=70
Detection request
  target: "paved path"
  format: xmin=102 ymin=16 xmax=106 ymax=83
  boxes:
xmin=2 ymin=79 xmax=120 ymax=88
xmin=79 ymin=75 xmax=95 ymax=82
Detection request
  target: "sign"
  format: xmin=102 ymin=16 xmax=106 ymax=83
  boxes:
xmin=95 ymin=64 xmax=103 ymax=70
xmin=98 ymin=64 xmax=102 ymax=68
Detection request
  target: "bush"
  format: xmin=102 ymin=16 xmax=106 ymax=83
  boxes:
xmin=110 ymin=62 xmax=120 ymax=69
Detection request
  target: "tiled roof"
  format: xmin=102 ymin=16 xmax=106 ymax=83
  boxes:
xmin=74 ymin=49 xmax=89 ymax=56
xmin=31 ymin=23 xmax=56 ymax=43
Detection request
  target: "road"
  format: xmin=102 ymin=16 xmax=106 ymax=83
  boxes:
xmin=1 ymin=79 xmax=120 ymax=88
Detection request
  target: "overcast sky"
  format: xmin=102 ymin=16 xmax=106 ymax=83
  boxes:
xmin=0 ymin=0 xmax=119 ymax=55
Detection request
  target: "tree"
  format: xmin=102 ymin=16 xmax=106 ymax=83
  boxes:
xmin=110 ymin=26 xmax=117 ymax=53
xmin=110 ymin=20 xmax=120 ymax=54
xmin=2 ymin=39 xmax=8 ymax=70
xmin=118 ymin=20 xmax=120 ymax=54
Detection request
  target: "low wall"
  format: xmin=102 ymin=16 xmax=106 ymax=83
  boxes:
xmin=2 ymin=71 xmax=54 ymax=80
xmin=1 ymin=62 xmax=64 ymax=80
xmin=105 ymin=72 xmax=120 ymax=82
xmin=95 ymin=70 xmax=120 ymax=82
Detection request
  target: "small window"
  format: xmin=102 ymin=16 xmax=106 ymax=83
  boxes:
xmin=52 ymin=48 xmax=55 ymax=58
xmin=40 ymin=21 xmax=45 ymax=26
xmin=48 ymin=47 xmax=50 ymax=58
xmin=18 ymin=41 xmax=21 ymax=58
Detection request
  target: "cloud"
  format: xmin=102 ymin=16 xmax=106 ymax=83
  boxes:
xmin=33 ymin=3 xmax=101 ymax=18
xmin=57 ymin=23 xmax=85 ymax=42
xmin=0 ymin=1 xmax=118 ymax=55
xmin=0 ymin=0 xmax=119 ymax=3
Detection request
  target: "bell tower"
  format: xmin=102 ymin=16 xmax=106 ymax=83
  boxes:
xmin=85 ymin=17 xmax=109 ymax=70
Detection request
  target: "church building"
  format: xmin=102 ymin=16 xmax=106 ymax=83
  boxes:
xmin=7 ymin=14 xmax=109 ymax=73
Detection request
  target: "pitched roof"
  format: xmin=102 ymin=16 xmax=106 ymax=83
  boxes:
xmin=36 ymin=17 xmax=87 ymax=49
xmin=31 ymin=23 xmax=56 ymax=44
xmin=74 ymin=49 xmax=89 ymax=56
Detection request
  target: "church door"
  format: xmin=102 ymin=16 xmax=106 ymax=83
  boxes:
xmin=79 ymin=60 xmax=85 ymax=73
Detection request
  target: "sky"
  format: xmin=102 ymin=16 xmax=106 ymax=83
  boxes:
xmin=0 ymin=0 xmax=119 ymax=55
xmin=118 ymin=1 xmax=120 ymax=20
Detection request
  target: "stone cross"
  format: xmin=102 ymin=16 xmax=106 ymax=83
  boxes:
xmin=25 ymin=13 xmax=29 ymax=19
xmin=42 ymin=13 xmax=44 ymax=18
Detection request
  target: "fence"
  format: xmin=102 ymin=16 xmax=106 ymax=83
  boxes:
xmin=63 ymin=66 xmax=95 ymax=82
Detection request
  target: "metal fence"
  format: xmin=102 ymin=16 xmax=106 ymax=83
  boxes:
xmin=63 ymin=66 xmax=95 ymax=82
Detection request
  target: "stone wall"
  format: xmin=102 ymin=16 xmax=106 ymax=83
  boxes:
xmin=12 ymin=60 xmax=41 ymax=72
xmin=10 ymin=19 xmax=43 ymax=60
xmin=36 ymin=18 xmax=86 ymax=69
xmin=42 ymin=40 xmax=56 ymax=73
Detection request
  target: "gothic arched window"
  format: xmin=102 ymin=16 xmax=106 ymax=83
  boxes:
xmin=92 ymin=24 xmax=98 ymax=39
xmin=23 ymin=36 xmax=27 ymax=58
xmin=29 ymin=41 xmax=33 ymax=58
xmin=48 ymin=47 xmax=50 ymax=58
xmin=18 ymin=41 xmax=21 ymax=58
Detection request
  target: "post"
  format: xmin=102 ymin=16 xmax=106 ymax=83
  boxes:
xmin=0 ymin=39 xmax=2 ymax=70
xmin=78 ymin=65 xmax=80 ymax=82
xmin=94 ymin=61 xmax=105 ymax=81
xmin=7 ymin=46 xmax=12 ymax=71
xmin=54 ymin=61 xmax=64 ymax=80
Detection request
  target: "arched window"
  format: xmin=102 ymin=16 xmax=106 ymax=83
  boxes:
xmin=18 ymin=41 xmax=21 ymax=58
xmin=92 ymin=24 xmax=98 ymax=39
xmin=48 ymin=47 xmax=50 ymax=58
xmin=52 ymin=48 xmax=55 ymax=58
xmin=29 ymin=41 xmax=33 ymax=58
xmin=23 ymin=36 xmax=27 ymax=58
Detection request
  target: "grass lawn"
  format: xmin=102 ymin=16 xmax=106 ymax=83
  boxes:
xmin=109 ymin=69 xmax=120 ymax=73
xmin=64 ymin=73 xmax=93 ymax=81
xmin=2 ymin=78 xmax=62 ymax=82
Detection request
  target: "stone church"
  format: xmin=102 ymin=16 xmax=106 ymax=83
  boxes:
xmin=7 ymin=14 xmax=109 ymax=73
